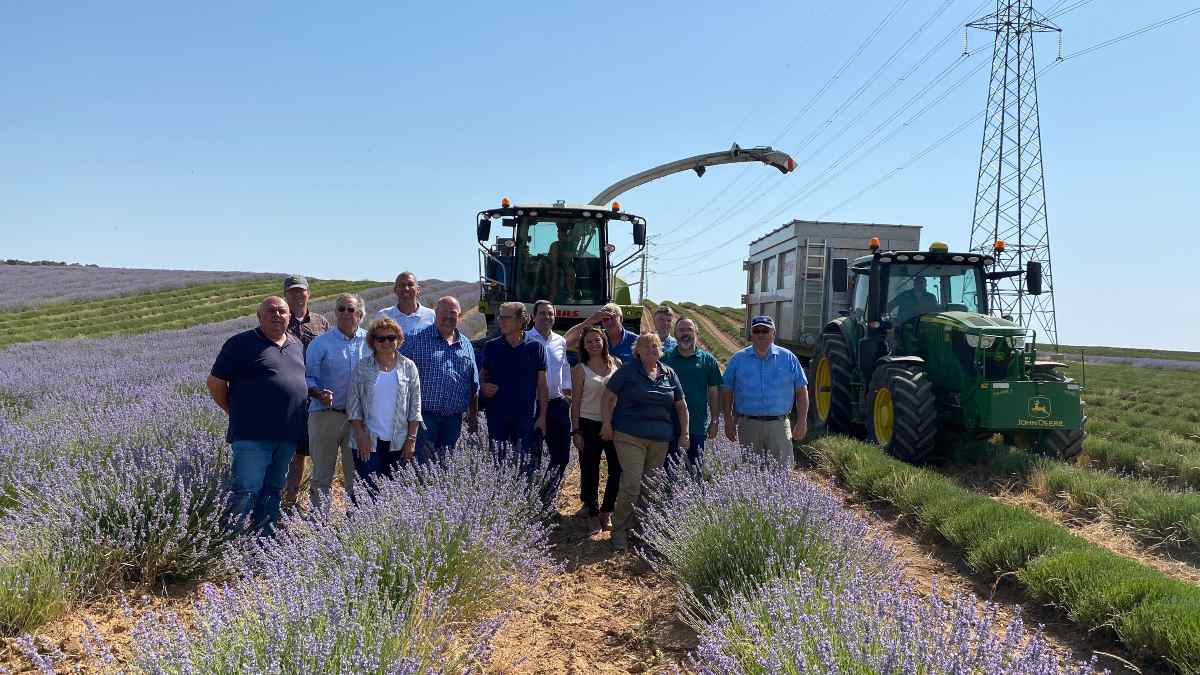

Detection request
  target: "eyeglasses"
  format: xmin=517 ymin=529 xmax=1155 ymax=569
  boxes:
xmin=498 ymin=314 xmax=519 ymax=320
xmin=335 ymin=306 xmax=357 ymax=313
xmin=374 ymin=334 xmax=400 ymax=343
xmin=751 ymin=327 xmax=772 ymax=334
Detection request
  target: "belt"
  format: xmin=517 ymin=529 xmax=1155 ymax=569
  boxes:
xmin=319 ymin=407 xmax=347 ymax=414
xmin=739 ymin=414 xmax=786 ymax=421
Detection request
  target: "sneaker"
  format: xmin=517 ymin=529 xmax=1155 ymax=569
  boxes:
xmin=610 ymin=530 xmax=628 ymax=551
xmin=599 ymin=512 xmax=613 ymax=531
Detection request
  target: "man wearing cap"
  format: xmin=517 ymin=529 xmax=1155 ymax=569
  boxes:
xmin=721 ymin=315 xmax=808 ymax=470
xmin=377 ymin=272 xmax=436 ymax=341
xmin=565 ymin=303 xmax=638 ymax=362
xmin=281 ymin=275 xmax=329 ymax=508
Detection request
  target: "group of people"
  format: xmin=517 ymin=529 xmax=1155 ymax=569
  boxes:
xmin=206 ymin=274 xmax=810 ymax=551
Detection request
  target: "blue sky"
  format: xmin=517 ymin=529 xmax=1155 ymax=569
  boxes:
xmin=2 ymin=1 xmax=1197 ymax=349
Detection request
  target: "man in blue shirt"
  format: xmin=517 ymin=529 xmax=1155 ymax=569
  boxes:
xmin=652 ymin=305 xmax=679 ymax=354
xmin=721 ymin=315 xmax=809 ymax=470
xmin=401 ymin=296 xmax=479 ymax=464
xmin=375 ymin=271 xmax=436 ymax=340
xmin=207 ymin=296 xmax=308 ymax=535
xmin=304 ymin=293 xmax=368 ymax=509
xmin=481 ymin=302 xmax=548 ymax=473
xmin=565 ymin=303 xmax=638 ymax=362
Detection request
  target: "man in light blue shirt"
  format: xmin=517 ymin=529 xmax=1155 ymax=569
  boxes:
xmin=305 ymin=293 xmax=369 ymax=508
xmin=721 ymin=315 xmax=808 ymax=469
xmin=376 ymin=271 xmax=436 ymax=340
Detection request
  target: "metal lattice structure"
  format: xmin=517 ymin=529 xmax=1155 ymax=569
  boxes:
xmin=968 ymin=1 xmax=1061 ymax=346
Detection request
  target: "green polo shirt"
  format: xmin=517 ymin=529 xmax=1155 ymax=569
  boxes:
xmin=663 ymin=347 xmax=723 ymax=437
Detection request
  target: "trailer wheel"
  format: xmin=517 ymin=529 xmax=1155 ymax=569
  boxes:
xmin=812 ymin=333 xmax=854 ymax=434
xmin=868 ymin=364 xmax=937 ymax=463
xmin=1030 ymin=368 xmax=1088 ymax=461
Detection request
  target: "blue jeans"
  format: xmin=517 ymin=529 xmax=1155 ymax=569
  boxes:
xmin=354 ymin=438 xmax=407 ymax=498
xmin=416 ymin=412 xmax=464 ymax=464
xmin=229 ymin=440 xmax=297 ymax=536
xmin=666 ymin=433 xmax=706 ymax=481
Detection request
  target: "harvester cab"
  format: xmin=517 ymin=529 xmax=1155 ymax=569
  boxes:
xmin=812 ymin=239 xmax=1085 ymax=463
xmin=475 ymin=199 xmax=647 ymax=339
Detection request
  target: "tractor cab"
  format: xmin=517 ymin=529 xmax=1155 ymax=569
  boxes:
xmin=475 ymin=199 xmax=647 ymax=336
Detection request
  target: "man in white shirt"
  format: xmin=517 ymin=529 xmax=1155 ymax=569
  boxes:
xmin=527 ymin=300 xmax=572 ymax=501
xmin=376 ymin=271 xmax=436 ymax=339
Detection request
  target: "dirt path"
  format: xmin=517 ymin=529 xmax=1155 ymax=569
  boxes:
xmin=689 ymin=312 xmax=742 ymax=356
xmin=488 ymin=463 xmax=695 ymax=673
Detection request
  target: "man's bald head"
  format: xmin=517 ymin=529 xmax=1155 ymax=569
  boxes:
xmin=257 ymin=296 xmax=290 ymax=341
xmin=434 ymin=296 xmax=462 ymax=337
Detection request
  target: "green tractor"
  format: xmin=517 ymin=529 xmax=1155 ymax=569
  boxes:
xmin=811 ymin=240 xmax=1086 ymax=462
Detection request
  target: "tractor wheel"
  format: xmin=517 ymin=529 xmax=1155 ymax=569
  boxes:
xmin=867 ymin=364 xmax=937 ymax=463
xmin=811 ymin=333 xmax=854 ymax=434
xmin=1030 ymin=368 xmax=1088 ymax=461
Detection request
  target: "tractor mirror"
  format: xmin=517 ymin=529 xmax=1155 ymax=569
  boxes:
xmin=831 ymin=258 xmax=849 ymax=293
xmin=476 ymin=218 xmax=491 ymax=242
xmin=1026 ymin=261 xmax=1043 ymax=295
xmin=632 ymin=221 xmax=647 ymax=246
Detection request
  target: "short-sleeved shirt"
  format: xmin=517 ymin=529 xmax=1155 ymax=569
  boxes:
xmin=721 ymin=344 xmax=808 ymax=417
xmin=660 ymin=335 xmax=678 ymax=354
xmin=606 ymin=359 xmax=684 ymax=442
xmin=663 ymin=348 xmax=723 ymax=437
xmin=482 ymin=334 xmax=546 ymax=422
xmin=287 ymin=311 xmax=329 ymax=357
xmin=608 ymin=329 xmax=639 ymax=361
xmin=211 ymin=328 xmax=309 ymax=443
xmin=376 ymin=304 xmax=436 ymax=340
xmin=400 ymin=324 xmax=479 ymax=416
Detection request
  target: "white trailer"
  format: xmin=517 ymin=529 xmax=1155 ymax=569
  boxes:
xmin=742 ymin=220 xmax=921 ymax=360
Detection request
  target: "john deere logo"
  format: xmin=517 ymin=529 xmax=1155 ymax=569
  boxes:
xmin=1028 ymin=396 xmax=1051 ymax=419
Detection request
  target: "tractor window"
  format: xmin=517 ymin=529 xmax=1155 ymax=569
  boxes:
xmin=515 ymin=218 xmax=606 ymax=306
xmin=885 ymin=264 xmax=982 ymax=323
xmin=851 ymin=272 xmax=869 ymax=319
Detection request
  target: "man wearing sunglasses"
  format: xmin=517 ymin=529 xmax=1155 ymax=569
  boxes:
xmin=303 ymin=293 xmax=368 ymax=509
xmin=564 ymin=303 xmax=638 ymax=362
xmin=721 ymin=315 xmax=809 ymax=470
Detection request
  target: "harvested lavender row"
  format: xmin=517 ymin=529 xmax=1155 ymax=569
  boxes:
xmin=0 ymin=264 xmax=274 ymax=311
xmin=639 ymin=442 xmax=1102 ymax=674
xmin=130 ymin=442 xmax=555 ymax=673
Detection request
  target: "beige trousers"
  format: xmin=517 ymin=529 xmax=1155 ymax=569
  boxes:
xmin=308 ymin=409 xmax=357 ymax=508
xmin=611 ymin=431 xmax=669 ymax=538
xmin=736 ymin=416 xmax=794 ymax=470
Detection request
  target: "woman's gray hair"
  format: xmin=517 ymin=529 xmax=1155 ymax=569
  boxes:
xmin=335 ymin=292 xmax=365 ymax=319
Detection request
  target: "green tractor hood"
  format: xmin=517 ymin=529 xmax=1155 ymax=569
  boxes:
xmin=923 ymin=311 xmax=1027 ymax=341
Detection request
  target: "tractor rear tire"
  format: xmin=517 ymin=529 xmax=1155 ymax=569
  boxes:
xmin=811 ymin=333 xmax=854 ymax=434
xmin=1030 ymin=368 xmax=1088 ymax=462
xmin=867 ymin=364 xmax=937 ymax=463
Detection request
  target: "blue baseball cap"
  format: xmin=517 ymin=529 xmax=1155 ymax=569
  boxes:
xmin=750 ymin=315 xmax=775 ymax=329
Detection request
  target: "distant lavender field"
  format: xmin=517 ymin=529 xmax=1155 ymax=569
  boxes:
xmin=0 ymin=264 xmax=275 ymax=311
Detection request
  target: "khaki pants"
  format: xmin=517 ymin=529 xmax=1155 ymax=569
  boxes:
xmin=308 ymin=409 xmax=357 ymax=508
xmin=611 ymin=431 xmax=669 ymax=538
xmin=736 ymin=416 xmax=794 ymax=470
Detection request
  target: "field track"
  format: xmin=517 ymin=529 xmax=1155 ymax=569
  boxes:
xmin=688 ymin=311 xmax=742 ymax=357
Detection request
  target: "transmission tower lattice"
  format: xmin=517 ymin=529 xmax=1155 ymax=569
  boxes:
xmin=967 ymin=0 xmax=1061 ymax=346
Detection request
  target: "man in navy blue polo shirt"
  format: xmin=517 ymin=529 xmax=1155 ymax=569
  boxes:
xmin=207 ymin=296 xmax=309 ymax=535
xmin=481 ymin=301 xmax=548 ymax=473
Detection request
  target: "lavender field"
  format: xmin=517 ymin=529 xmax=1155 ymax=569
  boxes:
xmin=0 ymin=264 xmax=276 ymax=311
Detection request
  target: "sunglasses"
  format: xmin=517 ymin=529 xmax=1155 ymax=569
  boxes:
xmin=335 ymin=306 xmax=357 ymax=313
xmin=374 ymin=334 xmax=400 ymax=343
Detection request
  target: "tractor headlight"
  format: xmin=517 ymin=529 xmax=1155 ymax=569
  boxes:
xmin=963 ymin=333 xmax=997 ymax=349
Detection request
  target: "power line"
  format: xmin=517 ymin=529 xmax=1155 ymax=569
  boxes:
xmin=1062 ymin=5 xmax=1200 ymax=59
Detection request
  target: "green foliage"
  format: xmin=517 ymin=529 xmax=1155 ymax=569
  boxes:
xmin=806 ymin=435 xmax=1200 ymax=673
xmin=0 ymin=278 xmax=384 ymax=348
xmin=1043 ymin=343 xmax=1200 ymax=362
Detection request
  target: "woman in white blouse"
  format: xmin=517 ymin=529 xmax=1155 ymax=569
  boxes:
xmin=347 ymin=317 xmax=422 ymax=498
xmin=570 ymin=326 xmax=622 ymax=532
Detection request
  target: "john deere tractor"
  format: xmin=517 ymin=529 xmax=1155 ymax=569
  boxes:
xmin=811 ymin=240 xmax=1086 ymax=462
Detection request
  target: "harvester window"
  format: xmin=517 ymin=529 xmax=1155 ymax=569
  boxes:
xmin=516 ymin=218 xmax=606 ymax=306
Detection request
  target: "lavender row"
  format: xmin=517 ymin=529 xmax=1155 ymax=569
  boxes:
xmin=638 ymin=441 xmax=1102 ymax=674
xmin=0 ymin=264 xmax=277 ymax=312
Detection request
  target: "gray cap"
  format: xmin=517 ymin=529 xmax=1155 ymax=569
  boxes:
xmin=750 ymin=315 xmax=775 ymax=329
xmin=283 ymin=275 xmax=309 ymax=291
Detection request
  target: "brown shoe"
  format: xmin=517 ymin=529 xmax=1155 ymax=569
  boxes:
xmin=599 ymin=512 xmax=612 ymax=531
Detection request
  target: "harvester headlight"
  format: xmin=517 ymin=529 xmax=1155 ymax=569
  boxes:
xmin=963 ymin=333 xmax=997 ymax=349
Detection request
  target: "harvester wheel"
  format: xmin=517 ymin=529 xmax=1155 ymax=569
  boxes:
xmin=1030 ymin=368 xmax=1088 ymax=461
xmin=811 ymin=333 xmax=854 ymax=434
xmin=867 ymin=364 xmax=937 ymax=463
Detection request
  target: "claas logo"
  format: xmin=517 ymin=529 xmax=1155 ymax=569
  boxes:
xmin=1028 ymin=396 xmax=1051 ymax=419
